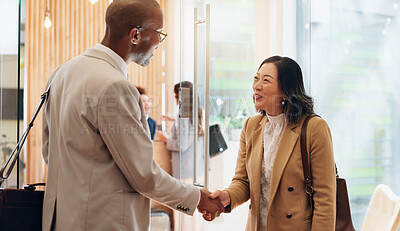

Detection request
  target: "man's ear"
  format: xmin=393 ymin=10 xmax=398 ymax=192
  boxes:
xmin=129 ymin=27 xmax=140 ymax=44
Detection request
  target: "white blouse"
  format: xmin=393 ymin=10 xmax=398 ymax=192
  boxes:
xmin=259 ymin=113 xmax=286 ymax=230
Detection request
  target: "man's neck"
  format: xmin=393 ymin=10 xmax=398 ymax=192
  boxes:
xmin=100 ymin=39 xmax=129 ymax=63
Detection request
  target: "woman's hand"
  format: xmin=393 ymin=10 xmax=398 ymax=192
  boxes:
xmin=161 ymin=115 xmax=175 ymax=121
xmin=156 ymin=131 xmax=168 ymax=143
xmin=210 ymin=190 xmax=231 ymax=207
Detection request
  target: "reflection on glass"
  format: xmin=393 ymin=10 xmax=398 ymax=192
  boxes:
xmin=163 ymin=81 xmax=205 ymax=180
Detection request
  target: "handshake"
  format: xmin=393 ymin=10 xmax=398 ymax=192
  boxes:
xmin=197 ymin=188 xmax=231 ymax=221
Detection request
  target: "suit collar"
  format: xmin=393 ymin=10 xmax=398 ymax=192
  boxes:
xmin=82 ymin=46 xmax=127 ymax=78
xmin=268 ymin=124 xmax=299 ymax=210
xmin=250 ymin=115 xmax=267 ymax=216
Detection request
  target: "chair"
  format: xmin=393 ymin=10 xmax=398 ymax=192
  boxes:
xmin=361 ymin=184 xmax=400 ymax=231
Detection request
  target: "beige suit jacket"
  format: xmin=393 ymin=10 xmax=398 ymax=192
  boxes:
xmin=42 ymin=48 xmax=200 ymax=231
xmin=225 ymin=114 xmax=336 ymax=231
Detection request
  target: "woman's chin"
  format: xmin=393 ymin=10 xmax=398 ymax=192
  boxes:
xmin=254 ymin=105 xmax=265 ymax=111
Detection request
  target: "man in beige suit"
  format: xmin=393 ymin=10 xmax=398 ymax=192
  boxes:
xmin=41 ymin=0 xmax=223 ymax=230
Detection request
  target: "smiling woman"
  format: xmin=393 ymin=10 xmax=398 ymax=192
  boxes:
xmin=253 ymin=62 xmax=283 ymax=116
xmin=254 ymin=56 xmax=314 ymax=125
xmin=210 ymin=56 xmax=336 ymax=231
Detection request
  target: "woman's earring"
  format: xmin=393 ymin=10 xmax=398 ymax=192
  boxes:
xmin=281 ymin=99 xmax=286 ymax=105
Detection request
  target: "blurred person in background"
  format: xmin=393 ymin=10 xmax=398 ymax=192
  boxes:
xmin=158 ymin=81 xmax=205 ymax=180
xmin=137 ymin=86 xmax=156 ymax=140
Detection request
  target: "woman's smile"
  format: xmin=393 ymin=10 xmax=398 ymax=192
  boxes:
xmin=254 ymin=93 xmax=263 ymax=100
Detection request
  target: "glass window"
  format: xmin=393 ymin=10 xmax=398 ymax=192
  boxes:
xmin=206 ymin=0 xmax=255 ymax=230
xmin=0 ymin=0 xmax=24 ymax=189
xmin=179 ymin=0 xmax=400 ymax=230
xmin=209 ymin=0 xmax=255 ymax=137
xmin=298 ymin=0 xmax=400 ymax=229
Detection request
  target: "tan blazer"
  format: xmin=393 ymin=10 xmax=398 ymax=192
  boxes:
xmin=42 ymin=48 xmax=200 ymax=231
xmin=225 ymin=114 xmax=336 ymax=231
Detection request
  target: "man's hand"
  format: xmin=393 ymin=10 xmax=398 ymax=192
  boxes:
xmin=200 ymin=189 xmax=231 ymax=221
xmin=197 ymin=188 xmax=224 ymax=221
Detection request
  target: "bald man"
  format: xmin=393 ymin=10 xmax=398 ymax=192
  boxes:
xmin=41 ymin=0 xmax=223 ymax=230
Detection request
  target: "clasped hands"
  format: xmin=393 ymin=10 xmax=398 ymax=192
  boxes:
xmin=197 ymin=188 xmax=231 ymax=221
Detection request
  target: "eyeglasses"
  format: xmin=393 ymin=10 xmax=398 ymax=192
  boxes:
xmin=136 ymin=26 xmax=167 ymax=43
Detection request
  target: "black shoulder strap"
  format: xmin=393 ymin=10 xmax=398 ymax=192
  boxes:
xmin=0 ymin=83 xmax=52 ymax=186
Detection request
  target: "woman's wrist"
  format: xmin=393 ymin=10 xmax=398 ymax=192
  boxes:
xmin=222 ymin=190 xmax=231 ymax=206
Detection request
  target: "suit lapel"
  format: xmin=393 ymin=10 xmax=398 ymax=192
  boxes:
xmin=251 ymin=116 xmax=267 ymax=217
xmin=268 ymin=123 xmax=299 ymax=210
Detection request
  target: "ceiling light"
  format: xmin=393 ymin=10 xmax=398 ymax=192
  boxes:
xmin=44 ymin=9 xmax=52 ymax=29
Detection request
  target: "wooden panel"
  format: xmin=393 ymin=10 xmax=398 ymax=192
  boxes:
xmin=25 ymin=0 xmax=169 ymax=184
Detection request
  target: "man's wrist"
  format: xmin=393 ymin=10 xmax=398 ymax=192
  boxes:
xmin=196 ymin=187 xmax=202 ymax=207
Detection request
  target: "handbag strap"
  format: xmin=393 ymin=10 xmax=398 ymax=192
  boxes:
xmin=300 ymin=114 xmax=319 ymax=211
xmin=0 ymin=83 xmax=52 ymax=186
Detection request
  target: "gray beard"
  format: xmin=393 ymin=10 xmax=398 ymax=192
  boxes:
xmin=132 ymin=53 xmax=151 ymax=67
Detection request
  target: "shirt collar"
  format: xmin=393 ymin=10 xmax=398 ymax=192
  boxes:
xmin=94 ymin=43 xmax=128 ymax=78
xmin=266 ymin=113 xmax=286 ymax=125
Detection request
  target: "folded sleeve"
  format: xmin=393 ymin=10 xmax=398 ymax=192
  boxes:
xmin=97 ymin=80 xmax=200 ymax=215
xmin=225 ymin=117 xmax=251 ymax=211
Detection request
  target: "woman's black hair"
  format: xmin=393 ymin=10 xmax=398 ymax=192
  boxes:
xmin=257 ymin=56 xmax=314 ymax=125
